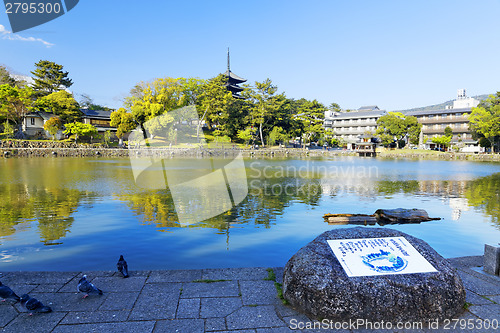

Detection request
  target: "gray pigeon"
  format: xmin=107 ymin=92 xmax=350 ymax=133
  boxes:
xmin=20 ymin=294 xmax=52 ymax=315
xmin=0 ymin=281 xmax=20 ymax=303
xmin=117 ymin=255 xmax=129 ymax=278
xmin=77 ymin=275 xmax=103 ymax=298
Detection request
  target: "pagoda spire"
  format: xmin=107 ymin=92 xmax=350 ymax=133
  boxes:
xmin=223 ymin=49 xmax=246 ymax=99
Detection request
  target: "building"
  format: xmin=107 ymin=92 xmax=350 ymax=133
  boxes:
xmin=23 ymin=111 xmax=61 ymax=139
xmin=80 ymin=109 xmax=115 ymax=135
xmin=22 ymin=109 xmax=116 ymax=139
xmin=324 ymin=106 xmax=386 ymax=149
xmin=323 ymin=89 xmax=481 ymax=149
xmin=403 ymin=89 xmax=480 ymax=148
xmin=224 ymin=49 xmax=246 ymax=99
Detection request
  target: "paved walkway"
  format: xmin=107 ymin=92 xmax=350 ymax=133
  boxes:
xmin=0 ymin=256 xmax=498 ymax=332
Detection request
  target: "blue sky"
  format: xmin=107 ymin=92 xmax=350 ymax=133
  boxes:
xmin=1 ymin=0 xmax=499 ymax=111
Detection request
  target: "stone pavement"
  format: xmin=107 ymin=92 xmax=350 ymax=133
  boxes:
xmin=0 ymin=256 xmax=498 ymax=333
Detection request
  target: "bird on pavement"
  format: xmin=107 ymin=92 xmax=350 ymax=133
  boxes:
xmin=77 ymin=275 xmax=103 ymax=298
xmin=117 ymin=255 xmax=129 ymax=278
xmin=0 ymin=281 xmax=20 ymax=303
xmin=19 ymin=294 xmax=52 ymax=315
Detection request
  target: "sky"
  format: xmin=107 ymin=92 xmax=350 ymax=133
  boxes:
xmin=1 ymin=0 xmax=499 ymax=111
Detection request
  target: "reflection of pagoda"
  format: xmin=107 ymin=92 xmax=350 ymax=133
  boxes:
xmin=224 ymin=48 xmax=246 ymax=99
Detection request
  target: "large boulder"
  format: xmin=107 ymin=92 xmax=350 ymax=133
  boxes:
xmin=283 ymin=227 xmax=465 ymax=323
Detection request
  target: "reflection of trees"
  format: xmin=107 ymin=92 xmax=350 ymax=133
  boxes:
xmin=375 ymin=180 xmax=421 ymax=196
xmin=465 ymin=173 xmax=500 ymax=227
xmin=117 ymin=177 xmax=324 ymax=231
xmin=0 ymin=184 xmax=93 ymax=245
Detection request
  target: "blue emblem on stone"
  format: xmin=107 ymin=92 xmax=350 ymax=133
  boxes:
xmin=361 ymin=249 xmax=408 ymax=273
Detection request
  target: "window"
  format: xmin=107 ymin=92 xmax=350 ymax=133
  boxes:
xmin=30 ymin=118 xmax=35 ymax=125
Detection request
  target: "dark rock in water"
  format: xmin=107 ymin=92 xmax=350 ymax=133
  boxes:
xmin=374 ymin=208 xmax=440 ymax=225
xmin=282 ymin=227 xmax=465 ymax=323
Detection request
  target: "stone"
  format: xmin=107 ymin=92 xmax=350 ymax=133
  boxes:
xmin=484 ymin=244 xmax=500 ymax=276
xmin=374 ymin=208 xmax=440 ymax=224
xmin=282 ymin=227 xmax=465 ymax=323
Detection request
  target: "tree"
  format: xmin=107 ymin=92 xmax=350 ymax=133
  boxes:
xmin=43 ymin=117 xmax=62 ymax=140
xmin=31 ymin=60 xmax=73 ymax=96
xmin=103 ymin=130 xmax=112 ymax=146
xmin=237 ymin=127 xmax=254 ymax=146
xmin=294 ymin=99 xmax=326 ymax=147
xmin=0 ymin=84 xmax=34 ymax=133
xmin=110 ymin=108 xmax=137 ymax=145
xmin=469 ymin=92 xmax=500 ymax=153
xmin=2 ymin=120 xmax=14 ymax=138
xmin=63 ymin=122 xmax=97 ymax=143
xmin=79 ymin=94 xmax=114 ymax=111
xmin=197 ymin=75 xmax=233 ymax=132
xmin=444 ymin=126 xmax=453 ymax=138
xmin=376 ymin=112 xmax=421 ymax=148
xmin=431 ymin=135 xmax=451 ymax=150
xmin=35 ymin=90 xmax=81 ymax=123
xmin=247 ymin=79 xmax=284 ymax=147
xmin=0 ymin=66 xmax=16 ymax=87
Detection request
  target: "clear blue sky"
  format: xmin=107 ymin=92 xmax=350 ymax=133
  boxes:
xmin=1 ymin=0 xmax=499 ymax=111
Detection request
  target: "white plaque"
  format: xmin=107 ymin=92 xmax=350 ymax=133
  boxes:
xmin=327 ymin=237 xmax=437 ymax=277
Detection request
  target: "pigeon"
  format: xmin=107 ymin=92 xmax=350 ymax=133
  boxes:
xmin=77 ymin=275 xmax=103 ymax=298
xmin=19 ymin=294 xmax=52 ymax=315
xmin=0 ymin=281 xmax=20 ymax=303
xmin=117 ymin=255 xmax=129 ymax=278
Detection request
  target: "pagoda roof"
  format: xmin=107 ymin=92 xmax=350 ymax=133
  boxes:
xmin=225 ymin=83 xmax=244 ymax=92
xmin=224 ymin=70 xmax=247 ymax=83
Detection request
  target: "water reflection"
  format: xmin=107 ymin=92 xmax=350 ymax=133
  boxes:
xmin=0 ymin=184 xmax=95 ymax=245
xmin=465 ymin=173 xmax=500 ymax=227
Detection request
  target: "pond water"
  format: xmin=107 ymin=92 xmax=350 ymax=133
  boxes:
xmin=0 ymin=156 xmax=499 ymax=271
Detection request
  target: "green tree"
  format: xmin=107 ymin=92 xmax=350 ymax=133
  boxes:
xmin=444 ymin=126 xmax=453 ymax=138
xmin=247 ymin=78 xmax=284 ymax=147
xmin=431 ymin=135 xmax=451 ymax=150
xmin=197 ymin=75 xmax=233 ymax=133
xmin=79 ymin=93 xmax=114 ymax=111
xmin=469 ymin=92 xmax=500 ymax=153
xmin=0 ymin=84 xmax=34 ymax=132
xmin=31 ymin=60 xmax=73 ymax=96
xmin=237 ymin=127 xmax=253 ymax=146
xmin=63 ymin=122 xmax=98 ymax=143
xmin=103 ymin=130 xmax=112 ymax=146
xmin=294 ymin=99 xmax=326 ymax=147
xmin=0 ymin=66 xmax=16 ymax=87
xmin=110 ymin=108 xmax=137 ymax=145
xmin=43 ymin=116 xmax=62 ymax=140
xmin=2 ymin=121 xmax=14 ymax=138
xmin=35 ymin=90 xmax=81 ymax=124
xmin=376 ymin=112 xmax=421 ymax=148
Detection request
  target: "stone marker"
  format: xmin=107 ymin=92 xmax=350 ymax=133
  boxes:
xmin=282 ymin=227 xmax=465 ymax=323
xmin=484 ymin=244 xmax=500 ymax=276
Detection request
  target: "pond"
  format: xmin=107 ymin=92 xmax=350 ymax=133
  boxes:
xmin=0 ymin=156 xmax=499 ymax=271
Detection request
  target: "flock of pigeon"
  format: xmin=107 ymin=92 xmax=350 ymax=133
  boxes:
xmin=0 ymin=255 xmax=129 ymax=315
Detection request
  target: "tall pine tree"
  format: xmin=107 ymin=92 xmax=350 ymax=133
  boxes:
xmin=31 ymin=60 xmax=73 ymax=96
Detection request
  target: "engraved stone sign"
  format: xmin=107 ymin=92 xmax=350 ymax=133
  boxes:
xmin=327 ymin=237 xmax=437 ymax=277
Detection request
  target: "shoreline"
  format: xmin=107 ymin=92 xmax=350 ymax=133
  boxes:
xmin=1 ymin=146 xmax=500 ymax=161
xmin=0 ymin=256 xmax=498 ymax=332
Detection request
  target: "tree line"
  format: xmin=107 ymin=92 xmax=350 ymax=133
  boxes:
xmin=1 ymin=61 xmax=341 ymax=147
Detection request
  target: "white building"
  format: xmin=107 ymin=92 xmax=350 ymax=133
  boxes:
xmin=324 ymin=106 xmax=386 ymax=148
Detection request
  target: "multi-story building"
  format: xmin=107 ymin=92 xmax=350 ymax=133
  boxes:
xmin=323 ymin=89 xmax=481 ymax=149
xmin=324 ymin=106 xmax=386 ymax=148
xmin=403 ymin=89 xmax=480 ymax=148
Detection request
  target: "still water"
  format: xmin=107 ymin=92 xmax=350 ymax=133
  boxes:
xmin=0 ymin=156 xmax=499 ymax=271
